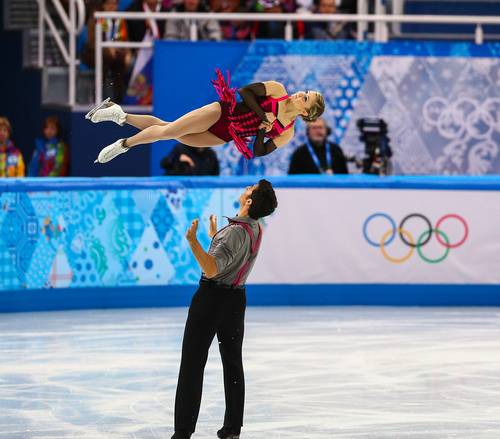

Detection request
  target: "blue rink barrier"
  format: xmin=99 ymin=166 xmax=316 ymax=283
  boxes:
xmin=0 ymin=285 xmax=499 ymax=313
xmin=1 ymin=176 xmax=500 ymax=312
xmin=3 ymin=174 xmax=500 ymax=191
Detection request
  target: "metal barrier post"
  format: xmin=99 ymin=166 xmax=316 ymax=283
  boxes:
xmin=374 ymin=0 xmax=386 ymax=42
xmin=69 ymin=0 xmax=76 ymax=106
xmin=38 ymin=0 xmax=45 ymax=68
xmin=475 ymin=24 xmax=484 ymax=44
xmin=190 ymin=20 xmax=198 ymax=41
xmin=95 ymin=19 xmax=103 ymax=104
xmin=357 ymin=0 xmax=368 ymax=42
xmin=285 ymin=21 xmax=293 ymax=41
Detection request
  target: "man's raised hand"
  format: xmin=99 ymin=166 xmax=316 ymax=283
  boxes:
xmin=186 ymin=219 xmax=199 ymax=243
xmin=208 ymin=214 xmax=218 ymax=238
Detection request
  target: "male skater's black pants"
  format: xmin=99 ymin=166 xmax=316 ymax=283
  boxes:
xmin=174 ymin=280 xmax=246 ymax=435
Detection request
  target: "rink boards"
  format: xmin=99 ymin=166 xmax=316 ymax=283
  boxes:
xmin=0 ymin=176 xmax=499 ymax=311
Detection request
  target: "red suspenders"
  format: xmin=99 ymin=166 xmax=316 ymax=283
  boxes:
xmin=230 ymin=220 xmax=262 ymax=287
xmin=210 ymin=219 xmax=262 ymax=288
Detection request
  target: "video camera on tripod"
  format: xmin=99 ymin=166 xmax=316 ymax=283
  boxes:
xmin=348 ymin=118 xmax=393 ymax=175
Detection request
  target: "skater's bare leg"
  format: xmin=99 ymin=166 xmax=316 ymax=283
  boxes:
xmin=176 ymin=131 xmax=225 ymax=147
xmin=88 ymin=100 xmax=169 ymax=129
xmin=94 ymin=103 xmax=224 ymax=164
xmin=125 ymin=114 xmax=169 ymax=130
xmin=124 ymin=103 xmax=221 ymax=148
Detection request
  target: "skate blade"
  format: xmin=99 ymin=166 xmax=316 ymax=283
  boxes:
xmin=85 ymin=97 xmax=111 ymax=120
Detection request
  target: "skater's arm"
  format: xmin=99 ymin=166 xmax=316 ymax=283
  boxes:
xmin=238 ymin=81 xmax=287 ymax=123
xmin=186 ymin=219 xmax=218 ymax=278
xmin=189 ymin=240 xmax=218 ymax=278
xmin=262 ymin=81 xmax=288 ymax=98
xmin=253 ymin=129 xmax=277 ymax=157
xmin=254 ymin=127 xmax=294 ymax=157
xmin=238 ymin=83 xmax=267 ymax=121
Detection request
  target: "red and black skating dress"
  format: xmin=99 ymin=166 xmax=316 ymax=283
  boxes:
xmin=208 ymin=69 xmax=295 ymax=159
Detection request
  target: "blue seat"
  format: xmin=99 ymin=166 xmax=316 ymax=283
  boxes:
xmin=77 ymin=26 xmax=91 ymax=71
xmin=403 ymin=1 xmax=500 ymax=35
xmin=119 ymin=0 xmax=134 ymax=10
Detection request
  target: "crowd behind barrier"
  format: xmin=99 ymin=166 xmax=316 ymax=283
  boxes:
xmin=0 ymin=116 xmax=70 ymax=178
xmin=82 ymin=0 xmax=357 ymax=101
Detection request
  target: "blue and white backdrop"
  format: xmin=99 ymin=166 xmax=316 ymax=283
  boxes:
xmin=154 ymin=41 xmax=500 ymax=176
xmin=1 ymin=177 xmax=500 ymax=311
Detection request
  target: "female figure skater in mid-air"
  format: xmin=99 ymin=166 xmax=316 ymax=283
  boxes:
xmin=87 ymin=70 xmax=325 ymax=163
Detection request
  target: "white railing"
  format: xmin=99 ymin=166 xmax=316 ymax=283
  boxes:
xmin=94 ymin=11 xmax=500 ymax=105
xmin=37 ymin=0 xmax=86 ymax=106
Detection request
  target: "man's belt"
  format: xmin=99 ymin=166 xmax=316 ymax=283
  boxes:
xmin=200 ymin=278 xmax=245 ymax=291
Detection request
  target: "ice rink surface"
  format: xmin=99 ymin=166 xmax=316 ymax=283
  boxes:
xmin=1 ymin=306 xmax=500 ymax=439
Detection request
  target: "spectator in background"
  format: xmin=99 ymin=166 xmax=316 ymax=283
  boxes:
xmin=337 ymin=0 xmax=357 ymax=37
xmin=288 ymin=117 xmax=348 ymax=174
xmin=83 ymin=0 xmax=100 ymax=20
xmin=82 ymin=0 xmax=132 ymax=101
xmin=164 ymin=0 xmax=222 ymax=40
xmin=295 ymin=0 xmax=313 ymax=14
xmin=210 ymin=0 xmax=253 ymax=40
xmin=253 ymin=0 xmax=302 ymax=39
xmin=339 ymin=0 xmax=356 ymax=14
xmin=28 ymin=116 xmax=70 ymax=177
xmin=124 ymin=0 xmax=168 ymax=105
xmin=160 ymin=143 xmax=220 ymax=175
xmin=0 ymin=117 xmax=25 ymax=178
xmin=126 ymin=0 xmax=168 ymax=42
xmin=305 ymin=0 xmax=355 ymax=39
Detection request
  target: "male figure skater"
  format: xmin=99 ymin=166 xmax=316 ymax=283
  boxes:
xmin=172 ymin=180 xmax=278 ymax=439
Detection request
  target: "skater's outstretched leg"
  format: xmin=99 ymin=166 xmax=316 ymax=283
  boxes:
xmin=124 ymin=102 xmax=221 ymax=148
xmin=94 ymin=103 xmax=223 ymax=164
xmin=87 ymin=98 xmax=169 ymax=129
xmin=126 ymin=114 xmax=169 ymax=130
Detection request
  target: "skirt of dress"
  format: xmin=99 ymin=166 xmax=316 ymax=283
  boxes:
xmin=209 ymin=69 xmax=254 ymax=159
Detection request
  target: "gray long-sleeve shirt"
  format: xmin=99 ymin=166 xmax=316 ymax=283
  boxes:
xmin=164 ymin=7 xmax=221 ymax=41
xmin=205 ymin=216 xmax=261 ymax=287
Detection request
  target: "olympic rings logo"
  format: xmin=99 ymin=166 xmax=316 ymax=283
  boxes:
xmin=422 ymin=97 xmax=499 ymax=141
xmin=362 ymin=213 xmax=469 ymax=264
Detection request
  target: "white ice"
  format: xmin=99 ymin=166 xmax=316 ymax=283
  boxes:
xmin=1 ymin=306 xmax=500 ymax=438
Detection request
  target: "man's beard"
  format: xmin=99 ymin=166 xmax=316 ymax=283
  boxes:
xmin=310 ymin=139 xmax=326 ymax=148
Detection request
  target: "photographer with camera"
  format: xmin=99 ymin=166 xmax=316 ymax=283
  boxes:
xmin=354 ymin=118 xmax=393 ymax=176
xmin=288 ymin=118 xmax=349 ymax=175
xmin=160 ymin=142 xmax=220 ymax=176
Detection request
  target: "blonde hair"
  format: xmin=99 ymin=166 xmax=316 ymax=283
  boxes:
xmin=301 ymin=92 xmax=325 ymax=123
xmin=0 ymin=117 xmax=12 ymax=135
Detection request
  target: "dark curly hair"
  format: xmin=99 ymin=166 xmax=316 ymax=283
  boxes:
xmin=248 ymin=179 xmax=278 ymax=220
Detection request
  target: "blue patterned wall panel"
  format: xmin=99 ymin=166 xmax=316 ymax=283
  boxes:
xmin=0 ymin=181 xmax=249 ymax=292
